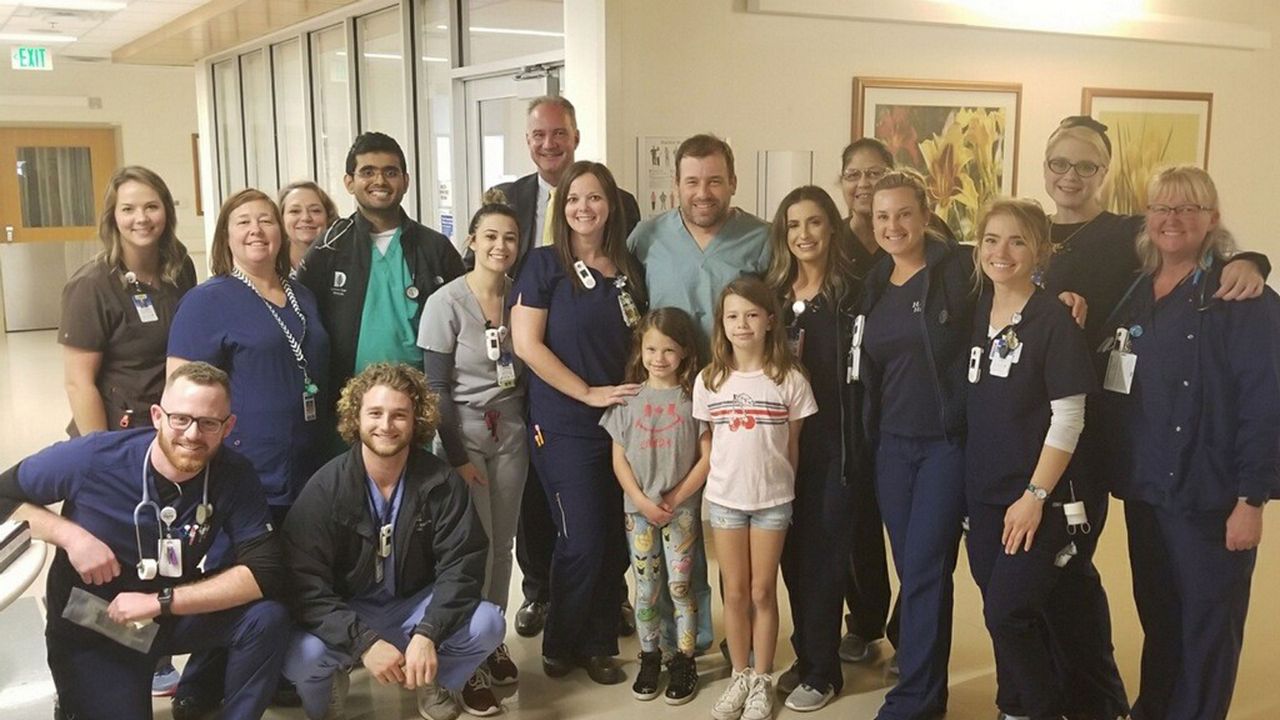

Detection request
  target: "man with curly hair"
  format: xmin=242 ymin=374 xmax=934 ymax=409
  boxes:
xmin=280 ymin=363 xmax=505 ymax=720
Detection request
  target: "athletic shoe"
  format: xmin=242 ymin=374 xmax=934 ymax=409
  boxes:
xmin=663 ymin=653 xmax=698 ymax=706
xmin=784 ymin=683 xmax=835 ymax=712
xmin=632 ymin=650 xmax=662 ymax=700
xmin=775 ymin=660 xmax=800 ymax=695
xmin=486 ymin=644 xmax=518 ymax=686
xmin=711 ymin=668 xmax=754 ymax=720
xmin=460 ymin=667 xmax=501 ymax=717
xmin=151 ymin=660 xmax=181 ymax=697
xmin=416 ymin=683 xmax=461 ymax=720
xmin=741 ymin=672 xmax=774 ymax=720
xmin=838 ymin=633 xmax=873 ymax=663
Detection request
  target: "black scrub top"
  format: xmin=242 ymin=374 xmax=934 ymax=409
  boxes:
xmin=790 ymin=293 xmax=843 ymax=462
xmin=58 ymin=256 xmax=198 ymax=435
xmin=1040 ymin=212 xmax=1144 ymax=349
xmin=964 ymin=288 xmax=1096 ymax=505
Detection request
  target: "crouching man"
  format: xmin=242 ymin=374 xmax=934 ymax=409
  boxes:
xmin=283 ymin=362 xmax=505 ymax=719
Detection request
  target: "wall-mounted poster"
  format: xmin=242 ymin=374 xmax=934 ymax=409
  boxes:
xmin=1082 ymin=88 xmax=1213 ymax=215
xmin=852 ymin=77 xmax=1021 ymax=241
xmin=637 ymin=136 xmax=682 ymax=219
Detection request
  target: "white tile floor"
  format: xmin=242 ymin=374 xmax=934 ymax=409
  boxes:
xmin=1 ymin=328 xmax=1277 ymax=719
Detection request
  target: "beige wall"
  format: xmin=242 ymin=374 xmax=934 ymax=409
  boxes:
xmin=606 ymin=0 xmax=1280 ymax=260
xmin=0 ymin=60 xmax=206 ymax=258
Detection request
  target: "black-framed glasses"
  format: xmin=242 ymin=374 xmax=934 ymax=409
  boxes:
xmin=841 ymin=167 xmax=888 ymax=183
xmin=353 ymin=166 xmax=403 ymax=181
xmin=1147 ymin=203 xmax=1213 ymax=217
xmin=159 ymin=407 xmax=230 ymax=434
xmin=1046 ymin=157 xmax=1104 ymax=178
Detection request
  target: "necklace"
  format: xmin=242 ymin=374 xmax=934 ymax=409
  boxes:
xmin=1049 ymin=213 xmax=1101 ymax=256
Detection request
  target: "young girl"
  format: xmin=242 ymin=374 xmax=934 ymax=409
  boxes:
xmin=695 ymin=277 xmax=817 ymax=720
xmin=600 ymin=307 xmax=710 ymax=705
xmin=964 ymin=198 xmax=1095 ymax=720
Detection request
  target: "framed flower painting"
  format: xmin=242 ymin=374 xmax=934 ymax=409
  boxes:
xmin=852 ymin=77 xmax=1022 ymax=241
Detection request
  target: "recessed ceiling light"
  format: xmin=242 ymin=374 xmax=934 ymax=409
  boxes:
xmin=0 ymin=31 xmax=78 ymax=43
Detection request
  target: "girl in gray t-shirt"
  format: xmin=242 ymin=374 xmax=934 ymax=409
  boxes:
xmin=600 ymin=308 xmax=709 ymax=705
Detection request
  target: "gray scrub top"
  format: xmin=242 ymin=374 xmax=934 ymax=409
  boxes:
xmin=417 ymin=275 xmax=524 ymax=409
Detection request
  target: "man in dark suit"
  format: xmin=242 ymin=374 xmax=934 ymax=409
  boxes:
xmin=487 ymin=95 xmax=641 ymax=640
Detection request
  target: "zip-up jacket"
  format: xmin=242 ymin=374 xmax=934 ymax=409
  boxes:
xmin=282 ymin=444 xmax=487 ymax=657
xmin=858 ymin=236 xmax=977 ymax=443
xmin=296 ymin=209 xmax=465 ymax=394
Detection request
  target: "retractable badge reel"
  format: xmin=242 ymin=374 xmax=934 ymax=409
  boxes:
xmin=787 ymin=300 xmax=807 ymax=358
xmin=572 ymin=260 xmax=597 ymax=290
xmin=487 ymin=324 xmax=517 ymax=389
xmin=847 ymin=315 xmax=865 ymax=383
xmin=1103 ymin=327 xmax=1137 ymax=394
xmin=967 ymin=346 xmax=984 ymax=384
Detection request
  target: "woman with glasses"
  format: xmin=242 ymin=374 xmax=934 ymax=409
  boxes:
xmin=1097 ymin=165 xmax=1278 ymax=720
xmin=1034 ymin=116 xmax=1269 ymax=720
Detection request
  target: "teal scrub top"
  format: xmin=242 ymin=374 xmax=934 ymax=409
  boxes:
xmin=354 ymin=229 xmax=422 ymax=370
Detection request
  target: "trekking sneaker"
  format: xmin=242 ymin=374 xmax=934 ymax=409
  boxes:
xmin=632 ymin=650 xmax=663 ymax=700
xmin=784 ymin=683 xmax=835 ymax=712
xmin=711 ymin=668 xmax=754 ymax=720
xmin=324 ymin=670 xmax=350 ymax=720
xmin=741 ymin=672 xmax=774 ymax=720
xmin=416 ymin=683 xmax=461 ymax=720
xmin=151 ymin=659 xmax=181 ymax=697
xmin=460 ymin=667 xmax=501 ymax=717
xmin=775 ymin=660 xmax=800 ymax=695
xmin=486 ymin=643 xmax=519 ymax=686
xmin=663 ymin=653 xmax=698 ymax=706
xmin=838 ymin=633 xmax=873 ymax=663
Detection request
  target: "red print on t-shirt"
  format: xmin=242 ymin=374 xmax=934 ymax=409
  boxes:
xmin=636 ymin=403 xmax=683 ymax=449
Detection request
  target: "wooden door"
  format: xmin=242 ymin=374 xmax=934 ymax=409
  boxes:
xmin=0 ymin=126 xmax=119 ymax=243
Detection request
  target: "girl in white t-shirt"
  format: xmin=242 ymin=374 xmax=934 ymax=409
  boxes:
xmin=693 ymin=277 xmax=818 ymax=720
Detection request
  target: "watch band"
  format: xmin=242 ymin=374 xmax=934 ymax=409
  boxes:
xmin=158 ymin=587 xmax=174 ymax=617
xmin=1025 ymin=483 xmax=1048 ymax=501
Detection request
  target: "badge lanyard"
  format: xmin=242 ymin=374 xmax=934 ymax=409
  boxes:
xmin=365 ymin=474 xmax=405 ymax=585
xmin=231 ymin=268 xmax=320 ymax=421
xmin=134 ymin=445 xmax=211 ymax=580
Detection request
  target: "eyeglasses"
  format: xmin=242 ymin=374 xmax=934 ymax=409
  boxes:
xmin=1147 ymin=203 xmax=1213 ymax=217
xmin=353 ymin=166 xmax=403 ymax=181
xmin=159 ymin=407 xmax=230 ymax=434
xmin=841 ymin=167 xmax=888 ymax=183
xmin=1046 ymin=157 xmax=1104 ymax=178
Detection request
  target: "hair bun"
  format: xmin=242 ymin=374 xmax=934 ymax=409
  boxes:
xmin=482 ymin=188 xmax=510 ymax=206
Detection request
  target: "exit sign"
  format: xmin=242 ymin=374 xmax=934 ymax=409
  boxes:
xmin=11 ymin=46 xmax=52 ymax=71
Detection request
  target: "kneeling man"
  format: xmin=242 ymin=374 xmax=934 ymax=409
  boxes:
xmin=283 ymin=362 xmax=505 ymax=719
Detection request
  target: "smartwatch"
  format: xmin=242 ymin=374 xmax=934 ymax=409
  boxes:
xmin=157 ymin=586 xmax=175 ymax=617
xmin=1025 ymin=483 xmax=1049 ymax=501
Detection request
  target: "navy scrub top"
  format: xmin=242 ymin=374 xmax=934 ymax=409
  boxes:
xmin=965 ymin=288 xmax=1096 ymax=506
xmin=510 ymin=247 xmax=636 ymax=439
xmin=863 ymin=270 xmax=943 ymax=438
xmin=169 ymin=276 xmax=331 ymax=506
xmin=12 ymin=429 xmax=271 ymax=620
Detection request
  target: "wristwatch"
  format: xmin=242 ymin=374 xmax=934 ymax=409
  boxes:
xmin=157 ymin=587 xmax=175 ymax=617
xmin=1025 ymin=483 xmax=1049 ymax=501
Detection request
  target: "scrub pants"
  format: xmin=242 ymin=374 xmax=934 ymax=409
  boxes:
xmin=1125 ymin=501 xmax=1256 ymax=720
xmin=283 ymin=586 xmax=506 ymax=720
xmin=966 ymin=500 xmax=1073 ymax=718
xmin=49 ymin=599 xmax=288 ymax=720
xmin=459 ymin=401 xmax=528 ymax=610
xmin=873 ymin=433 xmax=965 ymax=720
xmin=515 ymin=461 xmax=556 ymax=605
xmin=530 ymin=427 xmax=628 ymax=659
xmin=781 ymin=454 xmax=854 ymax=693
xmin=844 ymin=461 xmax=900 ymax=649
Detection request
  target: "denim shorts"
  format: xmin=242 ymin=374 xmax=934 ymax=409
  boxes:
xmin=706 ymin=500 xmax=793 ymax=531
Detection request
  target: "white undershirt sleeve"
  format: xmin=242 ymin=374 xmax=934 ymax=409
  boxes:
xmin=1044 ymin=393 xmax=1086 ymax=453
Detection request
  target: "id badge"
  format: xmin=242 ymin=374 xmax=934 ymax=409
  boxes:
xmin=496 ymin=354 xmax=517 ymax=389
xmin=786 ymin=326 xmax=805 ymax=358
xmin=303 ymin=392 xmax=317 ymax=422
xmin=133 ymin=294 xmax=159 ymax=323
xmin=1104 ymin=351 xmax=1136 ymax=394
xmin=618 ymin=292 xmax=641 ymax=327
xmin=158 ymin=538 xmax=183 ymax=578
xmin=989 ymin=354 xmax=1012 ymax=378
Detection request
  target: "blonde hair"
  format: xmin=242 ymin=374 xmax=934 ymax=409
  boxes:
xmin=1134 ymin=165 xmax=1235 ymax=274
xmin=336 ymin=363 xmax=440 ymax=447
xmin=702 ymin=277 xmax=798 ymax=392
xmin=972 ymin=197 xmax=1051 ymax=292
xmin=1045 ymin=125 xmax=1111 ymax=166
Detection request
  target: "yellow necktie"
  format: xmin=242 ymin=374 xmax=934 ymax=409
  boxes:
xmin=540 ymin=188 xmax=556 ymax=247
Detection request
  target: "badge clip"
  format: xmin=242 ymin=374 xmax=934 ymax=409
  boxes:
xmin=572 ymin=260 xmax=597 ymax=289
xmin=967 ymin=346 xmax=983 ymax=384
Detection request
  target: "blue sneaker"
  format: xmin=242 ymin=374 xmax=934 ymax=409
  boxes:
xmin=152 ymin=660 xmax=181 ymax=697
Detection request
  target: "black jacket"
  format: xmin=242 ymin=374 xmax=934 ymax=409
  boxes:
xmin=468 ymin=172 xmax=642 ymax=279
xmin=297 ymin=209 xmax=465 ymax=394
xmin=859 ymin=237 xmax=977 ymax=443
xmin=282 ymin=445 xmax=487 ymax=656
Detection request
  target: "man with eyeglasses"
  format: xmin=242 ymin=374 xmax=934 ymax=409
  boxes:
xmin=298 ymin=131 xmax=465 ymax=417
xmin=0 ymin=362 xmax=289 ymax=720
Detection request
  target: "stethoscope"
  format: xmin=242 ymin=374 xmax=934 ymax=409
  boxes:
xmin=133 ymin=445 xmax=210 ymax=580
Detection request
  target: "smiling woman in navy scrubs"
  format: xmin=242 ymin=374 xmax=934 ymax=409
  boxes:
xmin=1099 ymin=166 xmax=1279 ymax=720
xmin=510 ymin=160 xmax=646 ymax=684
xmin=964 ymin=198 xmax=1096 ymax=720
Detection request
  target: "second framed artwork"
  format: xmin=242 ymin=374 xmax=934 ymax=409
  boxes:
xmin=1082 ymin=87 xmax=1213 ymax=215
xmin=852 ymin=76 xmax=1022 ymax=241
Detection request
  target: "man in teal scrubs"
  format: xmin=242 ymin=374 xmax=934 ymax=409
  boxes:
xmin=626 ymin=133 xmax=770 ymax=658
xmin=298 ymin=132 xmax=465 ymax=406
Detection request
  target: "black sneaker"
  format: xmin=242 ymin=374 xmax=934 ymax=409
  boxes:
xmin=632 ymin=650 xmax=662 ymax=700
xmin=664 ymin=653 xmax=698 ymax=706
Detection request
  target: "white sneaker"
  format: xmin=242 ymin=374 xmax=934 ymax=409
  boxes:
xmin=741 ymin=672 xmax=773 ymax=720
xmin=711 ymin=668 xmax=754 ymax=720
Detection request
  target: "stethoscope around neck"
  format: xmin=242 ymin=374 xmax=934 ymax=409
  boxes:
xmin=133 ymin=445 xmax=211 ymax=580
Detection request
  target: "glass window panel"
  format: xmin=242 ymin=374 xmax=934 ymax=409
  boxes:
xmin=241 ymin=49 xmax=276 ymax=192
xmin=15 ymin=146 xmax=94 ymax=227
xmin=212 ymin=59 xmax=245 ymax=202
xmin=356 ymin=7 xmax=406 ymax=143
xmin=478 ymin=97 xmax=533 ymax=190
xmin=465 ymin=0 xmax=563 ymax=66
xmin=420 ymin=0 xmax=453 ymax=240
xmin=311 ymin=24 xmax=353 ymax=216
xmin=272 ymin=38 xmax=309 ymax=187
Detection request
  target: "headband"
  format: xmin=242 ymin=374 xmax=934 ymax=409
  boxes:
xmin=1058 ymin=115 xmax=1112 ymax=156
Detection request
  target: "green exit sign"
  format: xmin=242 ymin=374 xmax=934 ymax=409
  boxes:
xmin=11 ymin=46 xmax=53 ymax=71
